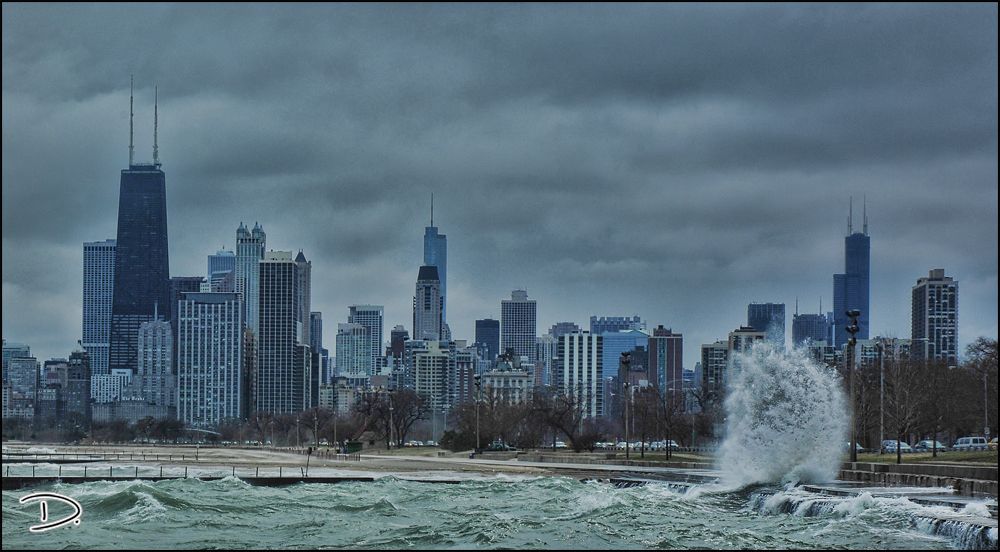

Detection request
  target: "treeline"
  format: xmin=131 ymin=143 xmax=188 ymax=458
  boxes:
xmin=851 ymin=336 xmax=998 ymax=454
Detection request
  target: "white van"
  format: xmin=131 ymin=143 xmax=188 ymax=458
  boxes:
xmin=951 ymin=436 xmax=988 ymax=451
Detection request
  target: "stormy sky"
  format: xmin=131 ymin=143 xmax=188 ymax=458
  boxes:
xmin=3 ymin=4 xmax=997 ymax=367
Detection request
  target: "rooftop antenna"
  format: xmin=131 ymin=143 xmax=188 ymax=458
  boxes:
xmin=863 ymin=195 xmax=868 ymax=236
xmin=848 ymin=196 xmax=853 ymax=235
xmin=819 ymin=296 xmax=823 ymax=314
xmin=153 ymin=85 xmax=159 ymax=166
xmin=129 ymin=74 xmax=135 ymax=167
xmin=430 ymin=193 xmax=434 ymax=227
xmin=795 ymin=297 xmax=799 ymax=316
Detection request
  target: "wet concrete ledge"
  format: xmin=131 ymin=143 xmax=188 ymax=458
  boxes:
xmin=838 ymin=469 xmax=998 ymax=498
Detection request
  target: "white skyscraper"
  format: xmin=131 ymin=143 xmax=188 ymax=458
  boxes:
xmin=135 ymin=312 xmax=174 ymax=407
xmin=83 ymin=239 xmax=116 ymax=375
xmin=177 ymin=292 xmax=244 ymax=427
xmin=554 ymin=331 xmax=603 ymax=418
xmin=502 ymin=290 xmax=537 ymax=363
xmin=336 ymin=323 xmax=372 ymax=382
xmin=349 ymin=305 xmax=384 ymax=371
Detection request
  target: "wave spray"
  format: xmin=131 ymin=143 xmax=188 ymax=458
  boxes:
xmin=717 ymin=342 xmax=848 ymax=487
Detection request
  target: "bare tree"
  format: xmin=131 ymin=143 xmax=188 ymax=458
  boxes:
xmin=883 ymin=358 xmax=923 ymax=464
xmin=532 ymin=387 xmax=589 ymax=451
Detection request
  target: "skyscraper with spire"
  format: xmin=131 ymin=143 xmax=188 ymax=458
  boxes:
xmin=108 ymin=77 xmax=171 ymax=374
xmin=833 ymin=198 xmax=871 ymax=347
xmin=423 ymin=195 xmax=447 ymax=324
xmin=236 ymin=222 xmax=266 ymax=334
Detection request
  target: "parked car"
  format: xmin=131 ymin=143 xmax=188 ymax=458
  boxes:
xmin=989 ymin=438 xmax=998 ymax=451
xmin=913 ymin=440 xmax=948 ymax=452
xmin=649 ymin=440 xmax=680 ymax=451
xmin=952 ymin=436 xmax=988 ymax=451
xmin=486 ymin=440 xmax=517 ymax=451
xmin=881 ymin=440 xmax=912 ymax=453
xmin=845 ymin=442 xmax=867 ymax=453
xmin=554 ymin=441 xmax=568 ymax=449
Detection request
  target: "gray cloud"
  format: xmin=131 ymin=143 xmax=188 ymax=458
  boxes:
xmin=3 ymin=4 xmax=997 ymax=366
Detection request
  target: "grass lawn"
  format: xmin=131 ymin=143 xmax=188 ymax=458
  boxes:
xmin=855 ymin=450 xmax=998 ymax=464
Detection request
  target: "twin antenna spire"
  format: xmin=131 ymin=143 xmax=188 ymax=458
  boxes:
xmin=847 ymin=195 xmax=869 ymax=236
xmin=128 ymin=74 xmax=160 ymax=167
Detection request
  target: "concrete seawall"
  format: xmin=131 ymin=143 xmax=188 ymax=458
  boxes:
xmin=839 ymin=462 xmax=998 ymax=497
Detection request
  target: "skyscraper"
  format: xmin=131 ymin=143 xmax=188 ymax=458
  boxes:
xmin=911 ymin=269 xmax=959 ymax=365
xmin=109 ymin=83 xmax=170 ymax=375
xmin=501 ymin=290 xmax=537 ymax=363
xmin=601 ymin=329 xmax=649 ymax=386
xmin=256 ymin=251 xmax=310 ymax=414
xmin=208 ymin=249 xmax=236 ymax=292
xmin=792 ymin=300 xmax=832 ymax=346
xmin=294 ymin=251 xmax=312 ymax=346
xmin=648 ymin=325 xmax=683 ymax=391
xmin=177 ymin=292 xmax=244 ymax=427
xmin=135 ymin=312 xmax=174 ymax=408
xmin=747 ymin=303 xmax=785 ymax=348
xmin=833 ymin=200 xmax=870 ymax=346
xmin=700 ymin=340 xmax=729 ymax=393
xmin=474 ymin=319 xmax=500 ymax=361
xmin=389 ymin=325 xmax=409 ymax=363
xmin=236 ymin=222 xmax=266 ymax=334
xmin=553 ymin=331 xmax=603 ymax=419
xmin=413 ymin=266 xmax=443 ymax=341
xmin=83 ymin=239 xmax=116 ymax=376
xmin=2 ymin=341 xmax=31 ymax=372
xmin=348 ymin=305 xmax=384 ymax=371
xmin=336 ymin=323 xmax=372 ymax=383
xmin=423 ymin=197 xmax=447 ymax=323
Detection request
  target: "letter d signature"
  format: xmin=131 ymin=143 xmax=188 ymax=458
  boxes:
xmin=19 ymin=493 xmax=83 ymax=532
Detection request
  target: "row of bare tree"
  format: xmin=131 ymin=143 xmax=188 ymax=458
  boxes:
xmin=849 ymin=337 xmax=997 ymax=462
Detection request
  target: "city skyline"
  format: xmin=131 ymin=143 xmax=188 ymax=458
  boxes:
xmin=3 ymin=5 xmax=998 ymax=367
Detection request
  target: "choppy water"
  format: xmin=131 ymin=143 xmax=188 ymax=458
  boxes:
xmin=3 ymin=476 xmax=995 ymax=549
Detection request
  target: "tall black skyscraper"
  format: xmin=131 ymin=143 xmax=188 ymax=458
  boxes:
xmin=833 ymin=199 xmax=870 ymax=347
xmin=475 ymin=318 xmax=500 ymax=361
xmin=109 ymin=80 xmax=170 ymax=373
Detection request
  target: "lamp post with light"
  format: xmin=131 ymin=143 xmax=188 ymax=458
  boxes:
xmin=846 ymin=309 xmax=861 ymax=463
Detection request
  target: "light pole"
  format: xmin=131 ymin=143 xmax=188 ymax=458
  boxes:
xmin=846 ymin=309 xmax=861 ymax=463
xmin=623 ymin=380 xmax=631 ymax=461
xmin=295 ymin=417 xmax=300 ymax=449
xmin=388 ymin=394 xmax=395 ymax=449
xmin=877 ymin=340 xmax=885 ymax=455
xmin=474 ymin=374 xmax=482 ymax=452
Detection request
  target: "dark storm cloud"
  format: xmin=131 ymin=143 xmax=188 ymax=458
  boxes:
xmin=3 ymin=3 xmax=997 ymax=364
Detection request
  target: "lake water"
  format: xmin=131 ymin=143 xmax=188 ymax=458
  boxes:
xmin=3 ymin=475 xmax=995 ymax=549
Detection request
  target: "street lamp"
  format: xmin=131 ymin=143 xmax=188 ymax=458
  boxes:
xmin=876 ymin=340 xmax=885 ymax=455
xmin=474 ymin=374 xmax=482 ymax=453
xmin=845 ymin=309 xmax=861 ymax=463
xmin=623 ymin=380 xmax=631 ymax=461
